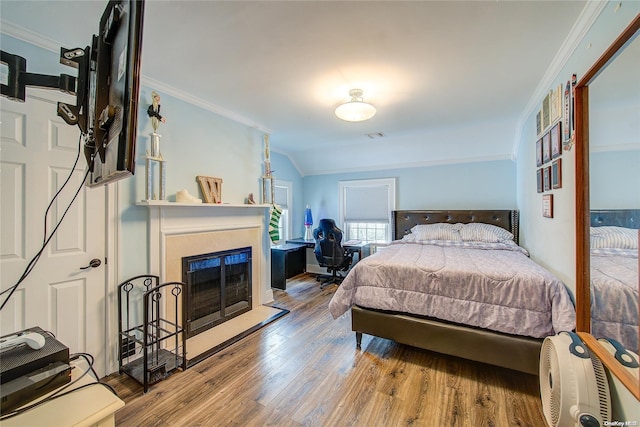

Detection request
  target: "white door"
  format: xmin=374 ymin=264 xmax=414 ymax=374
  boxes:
xmin=1 ymin=90 xmax=108 ymax=376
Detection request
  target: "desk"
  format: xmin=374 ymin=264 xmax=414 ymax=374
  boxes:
xmin=285 ymin=238 xmax=370 ymax=275
xmin=271 ymin=243 xmax=307 ymax=289
xmin=285 ymin=238 xmax=370 ymax=259
xmin=2 ymin=357 xmax=124 ymax=427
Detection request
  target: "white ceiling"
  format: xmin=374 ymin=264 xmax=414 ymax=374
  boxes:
xmin=1 ymin=0 xmax=589 ymax=175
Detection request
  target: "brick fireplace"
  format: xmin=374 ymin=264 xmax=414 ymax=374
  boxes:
xmin=141 ymin=201 xmax=276 ymax=365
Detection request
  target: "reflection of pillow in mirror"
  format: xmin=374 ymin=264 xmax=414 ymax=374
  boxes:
xmin=458 ymin=222 xmax=514 ymax=243
xmin=590 ymin=226 xmax=638 ymax=249
xmin=410 ymin=223 xmax=462 ymax=241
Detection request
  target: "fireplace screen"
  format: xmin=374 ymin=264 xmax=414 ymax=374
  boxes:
xmin=183 ymin=247 xmax=252 ymax=338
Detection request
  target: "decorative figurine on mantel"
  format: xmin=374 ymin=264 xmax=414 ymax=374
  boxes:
xmin=261 ymin=134 xmax=275 ymax=204
xmin=144 ymin=90 xmax=167 ymax=201
xmin=147 ymin=91 xmax=166 ymax=158
xmin=148 ymin=91 xmax=166 ymax=132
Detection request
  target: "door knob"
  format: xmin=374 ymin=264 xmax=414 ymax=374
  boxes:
xmin=80 ymin=258 xmax=102 ymax=270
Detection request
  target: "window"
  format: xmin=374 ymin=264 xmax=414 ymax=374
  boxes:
xmin=339 ymin=178 xmax=396 ymax=243
xmin=346 ymin=222 xmax=388 ymax=243
xmin=274 ymin=181 xmax=292 ymax=243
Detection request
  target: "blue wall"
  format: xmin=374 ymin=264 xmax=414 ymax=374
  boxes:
xmin=515 ymin=2 xmax=640 ymax=289
xmin=271 ymin=152 xmax=304 ymax=237
xmin=591 ymin=150 xmax=640 ymax=209
xmin=117 ymin=88 xmax=268 ymax=278
xmin=303 ymin=160 xmax=516 ymax=225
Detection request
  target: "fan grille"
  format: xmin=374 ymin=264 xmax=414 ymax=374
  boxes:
xmin=589 ymin=354 xmax=611 ymax=422
xmin=541 ymin=340 xmax=561 ymax=426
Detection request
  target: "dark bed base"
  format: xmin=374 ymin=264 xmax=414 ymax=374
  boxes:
xmin=352 ymin=306 xmax=542 ymax=375
xmin=351 ymin=209 xmax=543 ymax=375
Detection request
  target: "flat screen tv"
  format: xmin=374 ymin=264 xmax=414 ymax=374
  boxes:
xmin=1 ymin=0 xmax=145 ymax=187
xmin=87 ymin=0 xmax=145 ymax=187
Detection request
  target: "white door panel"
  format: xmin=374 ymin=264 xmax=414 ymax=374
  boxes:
xmin=0 ymin=90 xmax=108 ymax=376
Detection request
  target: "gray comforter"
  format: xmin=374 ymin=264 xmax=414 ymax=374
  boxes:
xmin=329 ymin=241 xmax=576 ymax=339
xmin=590 ymin=249 xmax=638 ymax=353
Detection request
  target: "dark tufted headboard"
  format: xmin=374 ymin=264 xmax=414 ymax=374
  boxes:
xmin=392 ymin=210 xmax=520 ymax=245
xmin=590 ymin=209 xmax=640 ymax=229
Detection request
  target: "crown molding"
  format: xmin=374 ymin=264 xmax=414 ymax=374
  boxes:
xmin=1 ymin=20 xmax=272 ymax=135
xmin=301 ymin=154 xmax=513 ymax=177
xmin=1 ymin=20 xmax=62 ymax=52
xmin=270 ymin=147 xmax=305 ymax=177
xmin=141 ymin=76 xmax=272 ymax=135
xmin=512 ymin=1 xmax=607 ymax=160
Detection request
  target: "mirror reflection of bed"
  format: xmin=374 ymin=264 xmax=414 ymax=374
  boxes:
xmin=588 ymin=210 xmax=639 ymax=354
xmin=586 ymin=29 xmax=640 ymax=356
xmin=575 ymin=13 xmax=640 ymax=398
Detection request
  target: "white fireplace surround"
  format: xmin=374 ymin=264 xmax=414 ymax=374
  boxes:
xmin=140 ymin=201 xmax=275 ymax=362
xmin=141 ymin=201 xmax=274 ymax=308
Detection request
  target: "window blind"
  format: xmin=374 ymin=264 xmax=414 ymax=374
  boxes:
xmin=274 ymin=186 xmax=288 ymax=208
xmin=344 ymin=185 xmax=390 ymax=222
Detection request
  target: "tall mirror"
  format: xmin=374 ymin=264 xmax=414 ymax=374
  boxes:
xmin=575 ymin=14 xmax=640 ymax=399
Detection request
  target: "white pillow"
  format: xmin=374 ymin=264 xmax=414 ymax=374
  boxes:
xmin=410 ymin=223 xmax=462 ymax=241
xmin=400 ymin=233 xmax=416 ymax=242
xmin=590 ymin=226 xmax=638 ymax=249
xmin=458 ymin=222 xmax=514 ymax=243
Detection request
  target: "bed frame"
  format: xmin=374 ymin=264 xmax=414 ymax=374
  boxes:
xmin=351 ymin=209 xmax=544 ymax=375
xmin=590 ymin=209 xmax=640 ymax=229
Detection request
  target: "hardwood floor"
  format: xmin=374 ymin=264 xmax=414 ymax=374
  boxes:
xmin=103 ymin=274 xmax=547 ymax=426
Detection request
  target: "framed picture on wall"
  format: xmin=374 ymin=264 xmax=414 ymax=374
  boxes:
xmin=543 ymin=194 xmax=554 ymax=218
xmin=537 ymin=169 xmax=543 ymax=193
xmin=550 ymin=86 xmax=560 ymax=123
xmin=542 ymin=92 xmax=551 ymax=131
xmin=542 ymin=132 xmax=551 ymax=164
xmin=551 ymin=122 xmax=562 ymax=159
xmin=563 ymin=80 xmax=572 ymax=143
xmin=543 ymin=166 xmax=552 ymax=191
xmin=552 ymin=158 xmax=562 ymax=189
xmin=536 ymin=138 xmax=543 ymax=166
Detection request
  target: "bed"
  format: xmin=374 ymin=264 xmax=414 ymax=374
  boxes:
xmin=589 ymin=209 xmax=639 ymax=354
xmin=328 ymin=209 xmax=576 ymax=375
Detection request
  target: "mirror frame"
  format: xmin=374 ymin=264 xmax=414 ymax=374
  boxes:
xmin=575 ymin=13 xmax=640 ymax=399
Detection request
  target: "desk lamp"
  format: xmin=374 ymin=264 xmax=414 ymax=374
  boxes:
xmin=304 ymin=205 xmax=313 ymax=240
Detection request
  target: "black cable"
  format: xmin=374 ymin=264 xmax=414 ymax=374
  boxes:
xmin=0 ymin=157 xmax=93 ymax=310
xmin=9 ymin=133 xmax=85 ymax=292
xmin=68 ymin=353 xmax=118 ymax=395
xmin=42 ymin=132 xmax=83 ymax=246
xmin=0 ymin=381 xmax=118 ymax=420
xmin=0 ymin=352 xmax=119 ymax=421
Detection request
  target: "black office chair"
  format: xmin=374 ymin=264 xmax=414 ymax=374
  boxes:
xmin=313 ymin=219 xmax=353 ymax=287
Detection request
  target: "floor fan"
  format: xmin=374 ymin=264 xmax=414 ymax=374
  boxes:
xmin=539 ymin=332 xmax=611 ymax=427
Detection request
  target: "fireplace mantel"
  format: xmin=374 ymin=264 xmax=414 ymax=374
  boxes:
xmin=138 ymin=200 xmax=271 ymax=209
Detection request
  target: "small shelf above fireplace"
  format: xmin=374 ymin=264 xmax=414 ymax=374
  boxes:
xmin=137 ymin=200 xmax=271 ymax=209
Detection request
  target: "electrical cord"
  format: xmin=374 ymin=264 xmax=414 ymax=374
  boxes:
xmin=42 ymin=132 xmax=83 ymax=246
xmin=0 ymin=352 xmax=119 ymax=421
xmin=0 ymin=133 xmax=93 ymax=311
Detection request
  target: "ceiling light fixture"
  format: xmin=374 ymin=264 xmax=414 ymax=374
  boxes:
xmin=335 ymin=89 xmax=376 ymax=122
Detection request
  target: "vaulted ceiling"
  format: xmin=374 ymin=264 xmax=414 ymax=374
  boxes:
xmin=1 ymin=0 xmax=589 ymax=175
